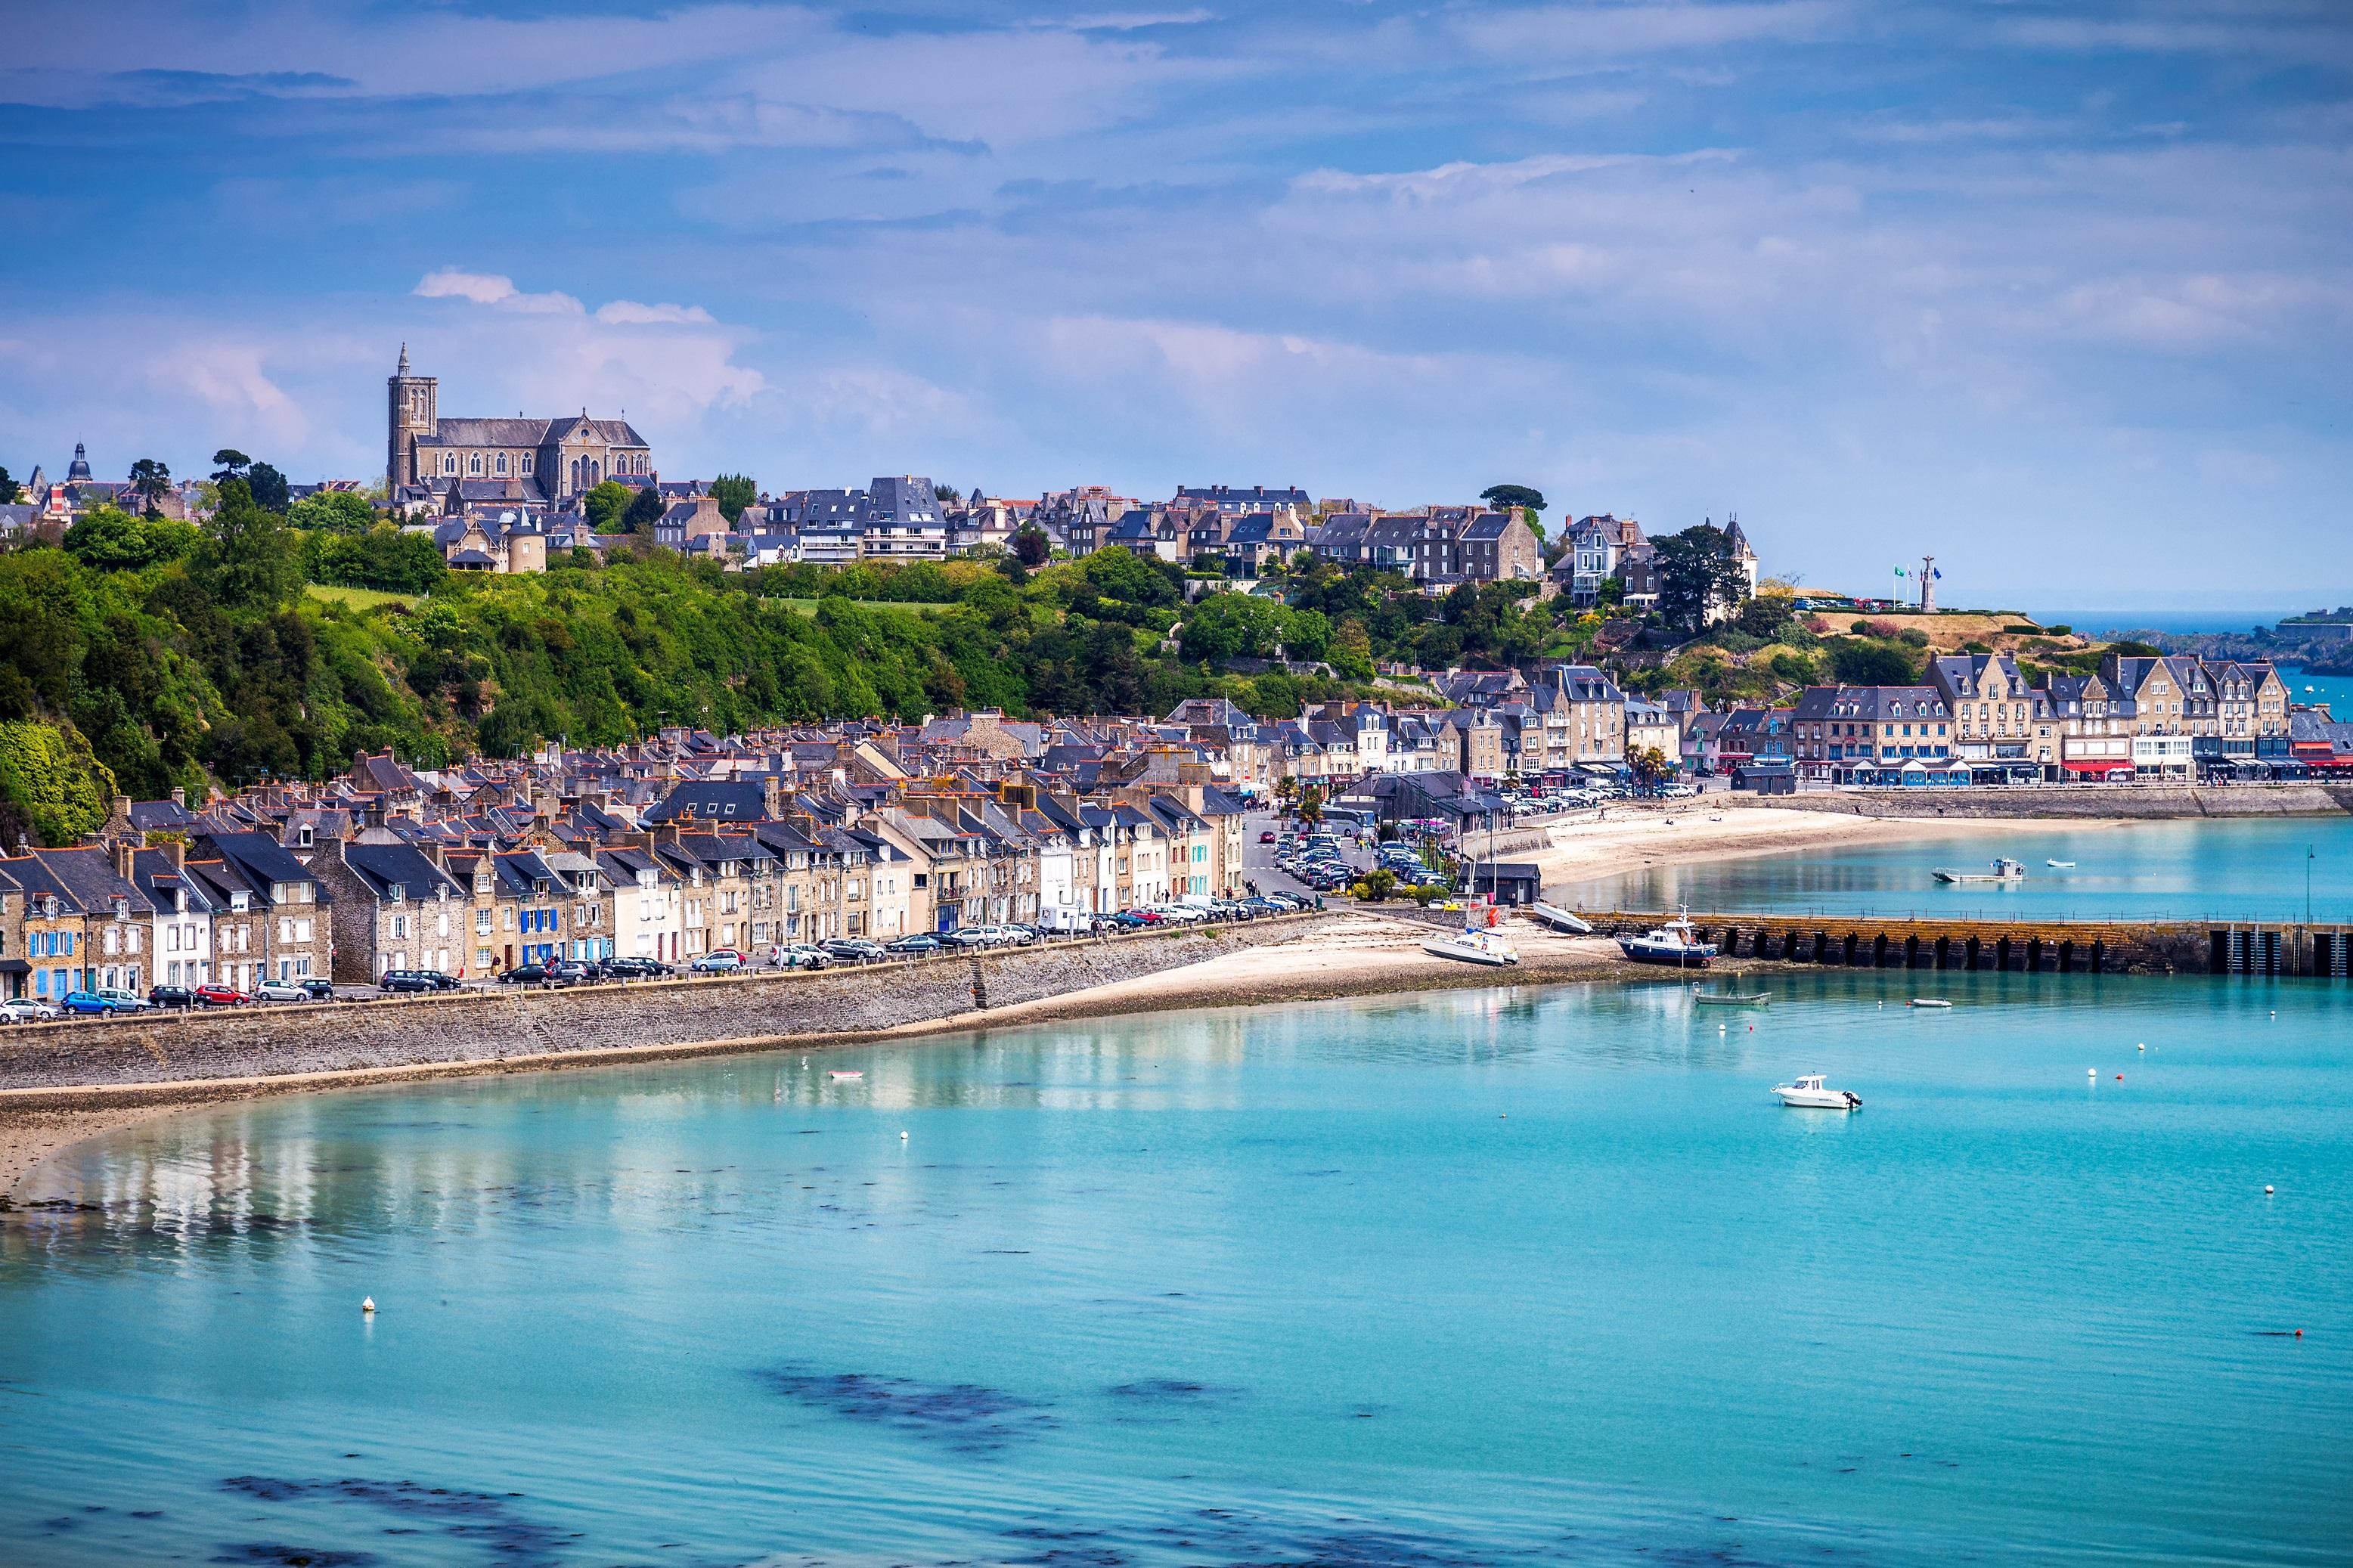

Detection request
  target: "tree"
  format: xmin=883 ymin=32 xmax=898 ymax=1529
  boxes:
xmin=1628 ymin=744 xmax=1671 ymax=790
xmin=584 ymin=480 xmax=635 ymax=533
xmin=129 ymin=457 xmax=172 ymax=516
xmin=1654 ymin=524 xmax=1751 ymax=632
xmin=0 ymin=719 xmax=116 ymax=846
xmin=1297 ymin=782 xmax=1324 ymax=828
xmin=934 ymin=484 xmax=963 ymax=505
xmin=0 ymin=467 xmax=18 ymax=504
xmin=711 ymin=473 xmax=758 ymax=523
xmin=1011 ymin=525 xmax=1050 ymax=568
xmin=195 ymin=477 xmax=300 ymax=613
xmin=623 ymin=485 xmax=666 ymax=534
xmin=210 ymin=450 xmax=251 ymax=483
xmin=1481 ymin=485 xmax=1545 ymax=514
xmin=64 ymin=505 xmax=197 ymax=571
xmin=288 ymin=490 xmax=376 ymax=534
xmin=1273 ymin=774 xmax=1299 ymax=816
xmin=1736 ymin=594 xmax=1796 ymax=640
xmin=246 ymin=461 xmax=290 ymax=513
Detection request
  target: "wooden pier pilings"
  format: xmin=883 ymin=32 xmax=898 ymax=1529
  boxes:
xmin=1586 ymin=911 xmax=2352 ymax=978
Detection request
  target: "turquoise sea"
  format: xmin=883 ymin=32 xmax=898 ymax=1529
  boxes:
xmin=4 ymin=965 xmax=2350 ymax=1565
xmin=1579 ymin=817 xmax=2353 ymax=925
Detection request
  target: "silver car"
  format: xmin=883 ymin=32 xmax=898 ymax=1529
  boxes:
xmin=0 ymin=998 xmax=61 ymax=1024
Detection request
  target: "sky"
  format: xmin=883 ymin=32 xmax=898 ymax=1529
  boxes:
xmin=2 ymin=0 xmax=2348 ymax=612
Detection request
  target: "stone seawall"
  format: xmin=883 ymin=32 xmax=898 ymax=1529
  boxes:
xmin=0 ymin=919 xmax=1334 ymax=1094
xmin=1714 ymin=782 xmax=2353 ymax=820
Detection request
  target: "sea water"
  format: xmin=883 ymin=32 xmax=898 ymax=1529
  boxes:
xmin=1580 ymin=815 xmax=2353 ymax=925
xmin=2 ymin=970 xmax=2348 ymax=1566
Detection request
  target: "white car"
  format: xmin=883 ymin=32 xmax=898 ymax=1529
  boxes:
xmin=250 ymin=979 xmax=310 ymax=1002
xmin=0 ymin=998 xmax=61 ymax=1024
xmin=1655 ymin=782 xmax=1699 ymax=798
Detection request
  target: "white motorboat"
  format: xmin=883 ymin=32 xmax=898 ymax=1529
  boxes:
xmin=1530 ymin=902 xmax=1592 ymax=934
xmin=1908 ymin=998 xmax=1953 ymax=1009
xmin=1617 ymin=913 xmax=1717 ymax=968
xmin=827 ymin=1069 xmax=864 ymax=1081
xmin=1933 ymin=857 xmax=2026 ymax=885
xmin=1772 ymin=1074 xmax=1862 ymax=1111
xmin=2046 ymin=859 xmax=2075 ymax=869
xmin=1423 ymin=928 xmax=1521 ymax=967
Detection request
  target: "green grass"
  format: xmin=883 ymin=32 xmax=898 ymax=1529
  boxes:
xmin=306 ymin=584 xmax=422 ymax=612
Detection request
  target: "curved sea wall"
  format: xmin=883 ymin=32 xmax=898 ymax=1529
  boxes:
xmin=0 ymin=918 xmax=1335 ymax=1095
xmin=1719 ymin=782 xmax=2353 ymax=820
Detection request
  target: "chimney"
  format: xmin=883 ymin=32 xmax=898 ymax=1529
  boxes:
xmin=112 ymin=838 xmax=137 ymax=880
xmin=762 ymin=773 xmax=786 ymax=820
xmin=163 ymin=837 xmax=185 ymax=870
xmin=170 ymin=786 xmax=186 ymax=808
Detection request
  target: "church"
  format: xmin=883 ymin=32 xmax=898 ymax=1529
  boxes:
xmin=386 ymin=346 xmax=653 ymax=507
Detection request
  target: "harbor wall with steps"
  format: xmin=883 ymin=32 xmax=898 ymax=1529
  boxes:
xmin=0 ymin=916 xmax=1337 ymax=1094
xmin=1585 ymin=910 xmax=2353 ymax=978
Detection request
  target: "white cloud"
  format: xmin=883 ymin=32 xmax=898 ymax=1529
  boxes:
xmin=595 ymin=302 xmax=719 ymax=327
xmin=414 ymin=269 xmax=584 ymax=315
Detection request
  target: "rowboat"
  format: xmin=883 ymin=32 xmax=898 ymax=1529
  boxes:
xmin=1691 ymin=984 xmax=1769 ymax=1006
xmin=1529 ymin=902 xmax=1592 ymax=934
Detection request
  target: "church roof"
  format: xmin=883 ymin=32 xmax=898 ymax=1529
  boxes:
xmin=65 ymin=442 xmax=91 ymax=482
xmin=424 ymin=416 xmax=650 ymax=449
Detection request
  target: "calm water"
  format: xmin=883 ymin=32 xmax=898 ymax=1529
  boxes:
xmin=1580 ymin=817 xmax=2353 ymax=925
xmin=4 ymin=974 xmax=2350 ymax=1566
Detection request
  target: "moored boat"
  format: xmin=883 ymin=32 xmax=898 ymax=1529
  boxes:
xmin=1771 ymin=1074 xmax=1862 ymax=1111
xmin=1529 ymin=902 xmax=1592 ymax=934
xmin=1422 ymin=928 xmax=1521 ymax=966
xmin=1617 ymin=913 xmax=1717 ymax=968
xmin=1691 ymin=984 xmax=1769 ymax=1006
xmin=2046 ymin=859 xmax=2076 ymax=869
xmin=1933 ymin=857 xmax=2027 ymax=885
xmin=1908 ymin=998 xmax=1953 ymax=1009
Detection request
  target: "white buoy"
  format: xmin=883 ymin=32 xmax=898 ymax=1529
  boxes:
xmin=899 ymin=1130 xmax=909 ymax=1142
xmin=2265 ymin=1185 xmax=2275 ymax=1195
xmin=2088 ymin=1068 xmax=2097 ymax=1079
xmin=2137 ymin=1043 xmax=2145 ymax=1052
xmin=361 ymin=1297 xmax=376 ymax=1315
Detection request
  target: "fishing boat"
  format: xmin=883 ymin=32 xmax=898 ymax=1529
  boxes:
xmin=1908 ymin=998 xmax=1953 ymax=1009
xmin=1933 ymin=857 xmax=2026 ymax=885
xmin=1691 ymin=984 xmax=1769 ymax=1006
xmin=1529 ymin=902 xmax=1592 ymax=934
xmin=1421 ymin=927 xmax=1521 ymax=967
xmin=1771 ymin=1074 xmax=1862 ymax=1111
xmin=2046 ymin=858 xmax=2076 ymax=869
xmin=1617 ymin=912 xmax=1717 ymax=968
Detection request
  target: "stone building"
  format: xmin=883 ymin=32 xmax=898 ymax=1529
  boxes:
xmin=387 ymin=346 xmax=653 ymax=505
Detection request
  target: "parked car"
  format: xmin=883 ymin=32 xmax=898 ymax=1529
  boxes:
xmin=770 ymin=944 xmax=832 ymax=970
xmin=250 ymin=979 xmax=310 ymax=1002
xmin=1106 ymin=910 xmax=1157 ymax=929
xmin=690 ymin=950 xmax=747 ymax=974
xmin=297 ymin=978 xmax=337 ymax=1000
xmin=147 ymin=984 xmax=197 ymax=1010
xmin=63 ymin=990 xmax=147 ymax=1015
xmin=379 ymin=969 xmax=461 ymax=994
xmin=821 ymin=937 xmax=887 ymax=965
xmin=885 ymin=933 xmax=942 ymax=956
xmin=193 ymin=982 xmax=251 ymax=1007
xmin=599 ymin=956 xmax=673 ymax=981
xmin=0 ymin=997 xmax=61 ymax=1024
xmin=937 ymin=927 xmax=993 ymax=949
xmin=1656 ymin=782 xmax=1698 ymax=798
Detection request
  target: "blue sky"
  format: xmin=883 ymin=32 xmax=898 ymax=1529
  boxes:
xmin=2 ymin=0 xmax=2348 ymax=610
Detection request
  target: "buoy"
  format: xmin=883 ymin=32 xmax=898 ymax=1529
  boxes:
xmin=2137 ymin=1043 xmax=2145 ymax=1052
xmin=2116 ymin=1074 xmax=2124 ymax=1081
xmin=361 ymin=1297 xmax=376 ymax=1315
xmin=899 ymin=1130 xmax=909 ymax=1141
xmin=2265 ymin=1185 xmax=2275 ymax=1195
xmin=2088 ymin=1068 xmax=2097 ymax=1078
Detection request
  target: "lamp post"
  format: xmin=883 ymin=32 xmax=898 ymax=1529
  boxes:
xmin=2308 ymin=844 xmax=2316 ymax=926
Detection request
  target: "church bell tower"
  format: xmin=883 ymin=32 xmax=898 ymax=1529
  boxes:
xmin=386 ymin=344 xmax=438 ymax=491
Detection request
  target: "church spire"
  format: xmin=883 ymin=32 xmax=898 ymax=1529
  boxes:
xmin=396 ymin=342 xmax=411 ymax=375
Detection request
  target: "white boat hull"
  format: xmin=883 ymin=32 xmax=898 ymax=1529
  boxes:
xmin=1772 ymin=1086 xmax=1862 ymax=1110
xmin=1530 ymin=903 xmax=1592 ymax=934
xmin=1423 ymin=936 xmax=1518 ymax=966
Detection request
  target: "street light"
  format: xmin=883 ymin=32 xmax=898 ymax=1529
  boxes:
xmin=2308 ymin=844 xmax=2317 ymax=926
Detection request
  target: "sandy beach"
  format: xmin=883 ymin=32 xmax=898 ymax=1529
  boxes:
xmin=0 ymin=804 xmax=2071 ymax=1200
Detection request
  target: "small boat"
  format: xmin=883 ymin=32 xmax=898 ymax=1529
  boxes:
xmin=827 ymin=1069 xmax=864 ymax=1080
xmin=1617 ymin=913 xmax=1717 ymax=968
xmin=1422 ymin=928 xmax=1521 ymax=967
xmin=1529 ymin=902 xmax=1592 ymax=934
xmin=1933 ymin=857 xmax=2026 ymax=885
xmin=1691 ymin=983 xmax=1769 ymax=1006
xmin=1772 ymin=1074 xmax=1862 ymax=1111
xmin=1908 ymin=998 xmax=1953 ymax=1009
xmin=2046 ymin=859 xmax=2075 ymax=869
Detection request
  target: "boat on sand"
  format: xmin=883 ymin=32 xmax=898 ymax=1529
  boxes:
xmin=1422 ymin=928 xmax=1520 ymax=967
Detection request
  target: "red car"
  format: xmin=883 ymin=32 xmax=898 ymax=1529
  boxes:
xmin=1259 ymin=830 xmax=1278 ymax=842
xmin=192 ymin=983 xmax=250 ymax=1007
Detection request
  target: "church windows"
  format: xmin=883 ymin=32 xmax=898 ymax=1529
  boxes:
xmin=469 ymin=453 xmax=483 ymax=476
xmin=521 ymin=454 xmax=533 ymax=475
xmin=443 ymin=454 xmax=457 ymax=475
xmin=495 ymin=452 xmax=507 ymax=475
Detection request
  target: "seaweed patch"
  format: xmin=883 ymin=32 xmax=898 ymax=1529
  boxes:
xmin=211 ymin=1545 xmax=377 ymax=1567
xmin=752 ymin=1363 xmax=1055 ymax=1453
xmin=219 ymin=1477 xmax=566 ymax=1565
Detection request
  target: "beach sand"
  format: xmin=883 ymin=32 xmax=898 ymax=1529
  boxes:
xmin=0 ymin=804 xmax=2064 ymax=1199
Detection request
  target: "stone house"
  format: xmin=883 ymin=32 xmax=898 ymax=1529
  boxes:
xmin=318 ymin=835 xmax=467 ymax=981
xmin=203 ymin=830 xmax=333 ymax=986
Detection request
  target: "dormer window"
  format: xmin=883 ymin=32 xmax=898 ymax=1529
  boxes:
xmin=389 ymin=885 xmax=405 ymax=903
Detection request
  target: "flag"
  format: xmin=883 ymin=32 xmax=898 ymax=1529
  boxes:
xmin=1893 ymin=566 xmax=1906 ymax=577
xmin=1933 ymin=568 xmax=1943 ymax=580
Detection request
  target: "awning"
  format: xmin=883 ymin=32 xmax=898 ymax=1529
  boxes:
xmin=2063 ymin=758 xmax=2133 ymax=775
xmin=0 ymin=959 xmax=27 ymax=975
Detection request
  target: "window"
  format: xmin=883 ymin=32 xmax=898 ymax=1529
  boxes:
xmin=495 ymin=452 xmax=508 ymax=475
xmin=522 ymin=454 xmax=533 ymax=475
xmin=443 ymin=454 xmax=457 ymax=475
xmin=469 ymin=454 xmax=483 ymax=476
